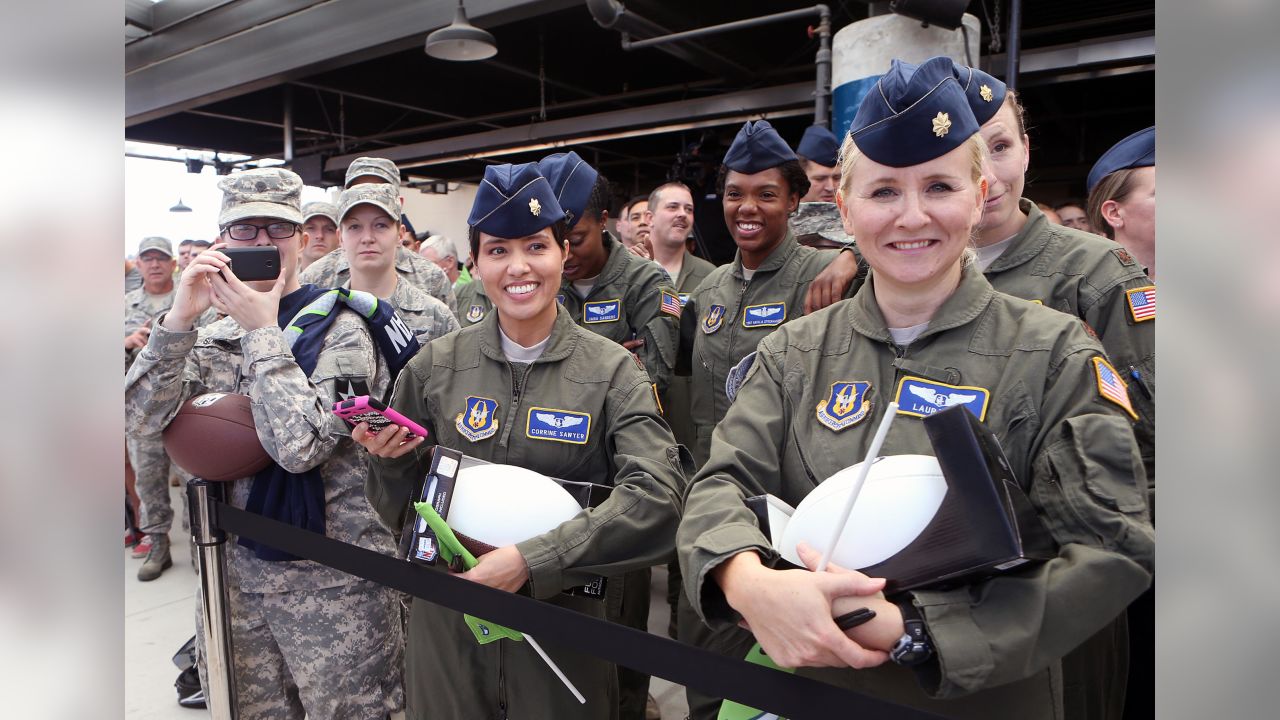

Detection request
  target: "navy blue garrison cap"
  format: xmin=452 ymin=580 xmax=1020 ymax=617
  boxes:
xmin=537 ymin=151 xmax=599 ymax=229
xmin=795 ymin=125 xmax=840 ymax=167
xmin=950 ymin=62 xmax=1006 ymax=126
xmin=468 ymin=163 xmax=565 ymax=238
xmin=850 ymin=56 xmax=980 ymax=168
xmin=724 ymin=120 xmax=798 ymax=174
xmin=1087 ymin=126 xmax=1155 ymax=193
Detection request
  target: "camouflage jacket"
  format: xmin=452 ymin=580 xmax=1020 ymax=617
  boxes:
xmin=301 ymin=245 xmax=457 ymax=316
xmin=379 ymin=277 xmax=459 ymax=347
xmin=125 ymin=287 xmax=175 ymax=370
xmin=124 ymin=307 xmax=397 ymax=593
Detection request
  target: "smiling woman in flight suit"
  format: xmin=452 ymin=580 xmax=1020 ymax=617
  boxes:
xmin=358 ymin=161 xmax=686 ymax=720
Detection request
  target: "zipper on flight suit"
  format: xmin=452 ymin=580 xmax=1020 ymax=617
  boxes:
xmin=497 ymin=641 xmax=508 ymax=719
xmin=714 ymin=276 xmax=753 ymax=419
xmin=498 ymin=361 xmax=533 ymax=448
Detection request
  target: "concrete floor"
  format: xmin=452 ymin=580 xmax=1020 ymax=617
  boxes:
xmin=125 ymin=485 xmax=690 ymax=719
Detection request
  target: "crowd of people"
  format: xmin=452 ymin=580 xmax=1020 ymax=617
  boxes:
xmin=124 ymin=54 xmax=1155 ymax=720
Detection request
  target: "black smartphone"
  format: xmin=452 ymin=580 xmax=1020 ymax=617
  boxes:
xmin=222 ymin=246 xmax=280 ymax=281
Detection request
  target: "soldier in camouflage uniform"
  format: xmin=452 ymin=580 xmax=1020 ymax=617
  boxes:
xmin=301 ymin=157 xmax=457 ymax=314
xmin=335 ymin=182 xmax=459 ymax=347
xmin=125 ymin=236 xmax=213 ymax=580
xmin=125 ymin=168 xmax=403 ymax=720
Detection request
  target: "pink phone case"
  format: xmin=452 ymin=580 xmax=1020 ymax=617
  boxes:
xmin=332 ymin=396 xmax=429 ymax=440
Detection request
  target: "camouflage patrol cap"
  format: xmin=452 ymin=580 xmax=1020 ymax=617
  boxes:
xmin=301 ymin=201 xmax=339 ymax=224
xmin=137 ymin=236 xmax=174 ymax=258
xmin=337 ymin=182 xmax=401 ymax=222
xmin=216 ymin=168 xmax=304 ymax=226
xmin=344 ymin=157 xmax=401 ymax=188
xmin=790 ymin=202 xmax=854 ymax=245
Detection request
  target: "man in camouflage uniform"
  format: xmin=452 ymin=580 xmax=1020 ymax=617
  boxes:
xmin=125 ymin=168 xmax=403 ymax=719
xmin=125 ymin=236 xmax=211 ymax=580
xmin=335 ymin=182 xmax=459 ymax=347
xmin=301 ymin=157 xmax=456 ymax=314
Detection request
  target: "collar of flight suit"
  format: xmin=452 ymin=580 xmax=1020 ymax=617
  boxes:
xmin=984 ymin=198 xmax=1050 ymax=274
xmin=475 ymin=302 xmax=582 ymax=365
xmin=729 ymin=229 xmax=800 ymax=280
xmin=848 ymin=261 xmax=997 ymax=345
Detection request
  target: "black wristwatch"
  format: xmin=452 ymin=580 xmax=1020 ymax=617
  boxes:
xmin=890 ymin=602 xmax=934 ymax=667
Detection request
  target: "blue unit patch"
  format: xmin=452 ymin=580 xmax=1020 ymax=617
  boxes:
xmin=465 ymin=304 xmax=486 ymax=323
xmin=895 ymin=376 xmax=989 ymax=421
xmin=525 ymin=407 xmax=591 ymax=444
xmin=456 ymin=396 xmax=499 ymax=442
xmin=815 ymin=381 xmax=872 ymax=431
xmin=701 ymin=304 xmax=725 ymax=334
xmin=584 ymin=299 xmax=621 ymax=323
xmin=742 ymin=302 xmax=786 ymax=328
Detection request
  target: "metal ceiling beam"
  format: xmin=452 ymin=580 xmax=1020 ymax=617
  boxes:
xmin=127 ymin=0 xmax=324 ymax=70
xmin=323 ymin=82 xmax=814 ymax=172
xmin=127 ymin=0 xmax=580 ymax=127
xmin=125 ymin=0 xmax=154 ymax=31
xmin=987 ymin=32 xmax=1154 ymax=77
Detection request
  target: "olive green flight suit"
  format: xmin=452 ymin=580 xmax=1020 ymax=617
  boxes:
xmin=454 ymin=276 xmax=494 ymax=328
xmin=985 ymin=200 xmax=1157 ymax=720
xmin=559 ymin=233 xmax=680 ymax=395
xmin=679 ymin=264 xmax=1154 ymax=719
xmin=687 ymin=231 xmax=839 ymax=468
xmin=366 ymin=306 xmax=687 ymax=720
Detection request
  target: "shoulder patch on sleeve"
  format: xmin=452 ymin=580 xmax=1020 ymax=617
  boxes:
xmin=1125 ymin=285 xmax=1155 ymax=323
xmin=1112 ymin=247 xmax=1138 ymax=267
xmin=659 ymin=290 xmax=682 ymax=319
xmin=1092 ymin=357 xmax=1139 ymax=420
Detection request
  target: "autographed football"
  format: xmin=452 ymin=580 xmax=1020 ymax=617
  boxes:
xmin=447 ymin=463 xmax=583 ymax=556
xmin=776 ymin=454 xmax=948 ymax=570
xmin=162 ymin=393 xmax=272 ymax=482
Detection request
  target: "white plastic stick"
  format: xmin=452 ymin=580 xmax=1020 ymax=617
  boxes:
xmin=816 ymin=401 xmax=899 ymax=572
xmin=525 ymin=634 xmax=587 ymax=704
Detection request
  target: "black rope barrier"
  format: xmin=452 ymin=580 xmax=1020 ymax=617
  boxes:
xmin=215 ymin=502 xmax=943 ymax=720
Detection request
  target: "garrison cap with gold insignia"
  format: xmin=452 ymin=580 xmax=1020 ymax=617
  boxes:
xmin=1087 ymin=126 xmax=1155 ymax=193
xmin=217 ymin=168 xmax=304 ymax=226
xmin=723 ymin=119 xmax=797 ymax=174
xmin=949 ymin=61 xmax=1006 ymax=125
xmin=849 ymin=56 xmax=980 ymax=168
xmin=137 ymin=236 xmax=174 ymax=258
xmin=301 ymin=201 xmax=339 ymax=225
xmin=337 ymin=182 xmax=401 ymax=222
xmin=467 ymin=162 xmax=565 ymax=238
xmin=795 ymin=124 xmax=840 ymax=168
xmin=537 ymin=151 xmax=599 ymax=229
xmin=344 ymin=156 xmax=401 ymax=189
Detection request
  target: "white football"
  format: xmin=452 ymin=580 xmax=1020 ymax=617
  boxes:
xmin=778 ymin=454 xmax=947 ymax=570
xmin=447 ymin=462 xmax=584 ymax=550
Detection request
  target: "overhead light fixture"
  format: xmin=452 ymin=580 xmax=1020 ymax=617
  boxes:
xmin=425 ymin=0 xmax=497 ymax=61
xmin=184 ymin=157 xmax=204 ymax=174
xmin=213 ymin=154 xmax=234 ymax=175
xmin=170 ymin=198 xmax=192 ymax=213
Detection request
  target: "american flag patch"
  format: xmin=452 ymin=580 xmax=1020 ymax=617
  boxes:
xmin=660 ymin=291 xmax=682 ymax=319
xmin=1092 ymin=357 xmax=1138 ymax=420
xmin=1126 ymin=286 xmax=1155 ymax=323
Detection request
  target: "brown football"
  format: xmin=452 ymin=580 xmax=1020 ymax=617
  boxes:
xmin=162 ymin=393 xmax=273 ymax=481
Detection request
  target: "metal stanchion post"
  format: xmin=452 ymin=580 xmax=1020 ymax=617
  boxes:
xmin=188 ymin=479 xmax=238 ymax=720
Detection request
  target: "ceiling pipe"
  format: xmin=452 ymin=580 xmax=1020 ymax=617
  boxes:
xmin=586 ymin=0 xmax=753 ymax=81
xmin=589 ymin=1 xmax=833 ymax=127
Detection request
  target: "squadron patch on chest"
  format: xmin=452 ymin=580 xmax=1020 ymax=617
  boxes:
xmin=702 ymin=304 xmax=726 ymax=334
xmin=815 ymin=381 xmax=872 ymax=431
xmin=525 ymin=407 xmax=591 ymax=444
xmin=465 ymin=304 xmax=486 ymax=323
xmin=742 ymin=302 xmax=786 ymax=328
xmin=456 ymin=396 xmax=499 ymax=442
xmin=895 ymin=376 xmax=990 ymax=421
xmin=584 ymin=299 xmax=621 ymax=323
